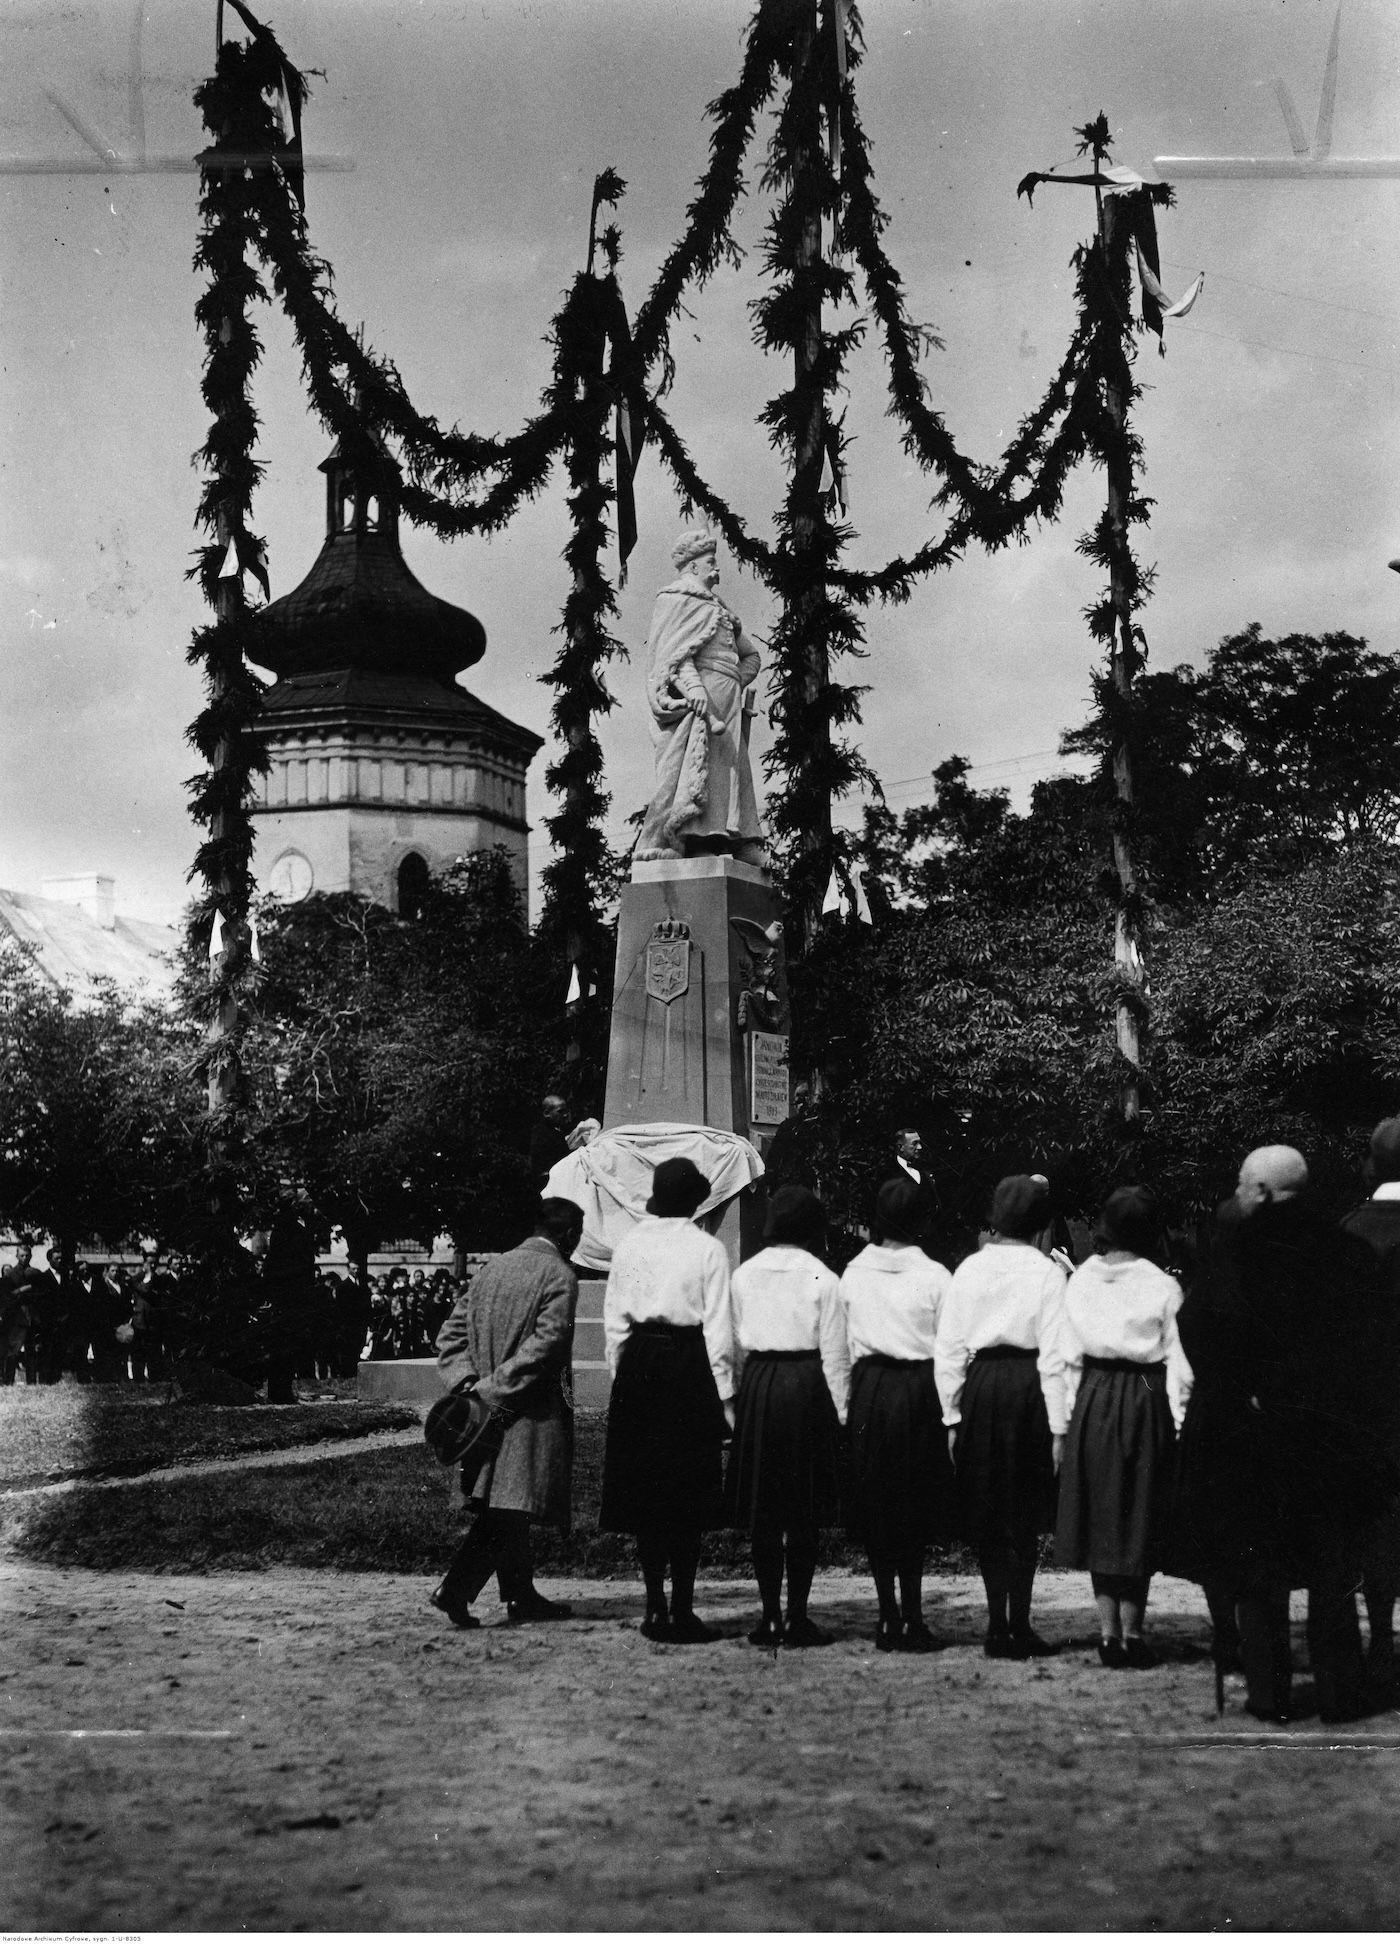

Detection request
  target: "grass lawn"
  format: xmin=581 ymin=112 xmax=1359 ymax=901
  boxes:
xmin=0 ymin=1409 xmax=994 ymax=1578
xmin=0 ymin=1381 xmax=417 ymax=1493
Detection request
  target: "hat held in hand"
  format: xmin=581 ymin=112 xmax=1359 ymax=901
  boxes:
xmin=424 ymin=1388 xmax=509 ymax=1489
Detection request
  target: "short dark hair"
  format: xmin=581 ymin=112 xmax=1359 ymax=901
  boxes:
xmin=895 ymin=1127 xmax=920 ymax=1145
xmin=536 ymin=1198 xmax=585 ymax=1249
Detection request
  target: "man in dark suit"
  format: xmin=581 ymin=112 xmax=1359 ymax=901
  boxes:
xmin=1341 ymin=1117 xmax=1400 ymax=1695
xmin=529 ymin=1096 xmax=574 ymax=1188
xmin=891 ymin=1127 xmax=937 ymax=1240
xmin=1174 ymin=1146 xmax=1397 ymax=1723
xmin=1 ymin=1240 xmax=58 ymax=1386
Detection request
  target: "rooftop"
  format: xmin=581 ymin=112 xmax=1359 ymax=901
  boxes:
xmin=0 ymin=883 xmax=179 ymax=1008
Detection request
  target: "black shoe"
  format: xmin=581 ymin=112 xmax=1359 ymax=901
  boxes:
xmin=506 ymin=1592 xmax=572 ymax=1625
xmin=639 ymin=1611 xmax=671 ymax=1643
xmin=1008 ymin=1628 xmax=1059 ymax=1660
xmin=429 ymin=1586 xmax=480 ymax=1630
xmin=1123 ymin=1636 xmax=1161 ymax=1670
xmin=748 ymin=1616 xmax=783 ymax=1648
xmin=783 ymin=1615 xmax=834 ymax=1649
xmin=900 ymin=1619 xmax=938 ymax=1655
xmin=984 ymin=1628 xmax=1017 ymax=1659
xmin=1098 ymin=1637 xmax=1127 ymax=1669
xmin=669 ymin=1612 xmax=720 ymax=1645
xmin=875 ymin=1618 xmax=902 ymax=1653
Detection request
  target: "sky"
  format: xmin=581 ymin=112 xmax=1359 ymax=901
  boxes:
xmin=1 ymin=0 xmax=1398 ymax=924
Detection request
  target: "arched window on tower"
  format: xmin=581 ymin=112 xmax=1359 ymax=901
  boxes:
xmin=397 ymin=851 xmax=430 ymax=920
xmin=364 ymin=494 xmax=379 ymax=531
xmin=339 ymin=487 xmax=355 ymax=532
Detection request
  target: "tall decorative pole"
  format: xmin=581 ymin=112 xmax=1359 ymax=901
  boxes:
xmin=1018 ymin=115 xmax=1181 ymax=1125
xmin=541 ymin=172 xmax=630 ymax=1078
xmin=190 ymin=27 xmax=279 ymax=1236
xmin=1100 ymin=185 xmax=1144 ymax=1122
xmin=788 ymin=0 xmax=829 ymax=958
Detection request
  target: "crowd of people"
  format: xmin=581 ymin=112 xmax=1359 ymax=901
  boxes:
xmin=427 ymin=1124 xmax=1400 ymax=1727
xmin=365 ymin=1269 xmax=465 ymax=1363
xmin=0 ymin=1230 xmax=466 ymax=1389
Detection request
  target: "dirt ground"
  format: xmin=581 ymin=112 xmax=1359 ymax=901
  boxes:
xmin=3 ymin=1563 xmax=1399 ymax=1931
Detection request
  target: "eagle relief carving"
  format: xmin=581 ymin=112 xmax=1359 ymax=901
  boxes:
xmin=730 ymin=917 xmax=788 ymax=1032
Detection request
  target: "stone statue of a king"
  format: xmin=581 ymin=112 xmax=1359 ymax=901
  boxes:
xmin=634 ymin=530 xmax=767 ymax=867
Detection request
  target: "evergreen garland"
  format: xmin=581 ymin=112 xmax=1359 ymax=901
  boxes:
xmin=187 ymin=4 xmax=1186 ymax=1137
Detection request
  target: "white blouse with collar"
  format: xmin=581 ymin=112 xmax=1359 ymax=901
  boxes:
xmin=603 ymin=1214 xmax=735 ymax=1400
xmin=840 ymin=1243 xmax=953 ymax=1365
xmin=731 ymin=1244 xmax=851 ymax=1423
xmin=934 ymin=1240 xmax=1069 ymax=1433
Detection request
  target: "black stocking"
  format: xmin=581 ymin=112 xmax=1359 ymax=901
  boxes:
xmin=637 ymin=1530 xmax=669 ymax=1623
xmin=670 ymin=1525 xmax=703 ymax=1622
xmin=1007 ymin=1544 xmax=1037 ymax=1636
xmin=751 ymin=1524 xmax=785 ymax=1622
xmin=978 ymin=1546 xmax=1010 ymax=1635
xmin=786 ymin=1528 xmax=818 ymax=1623
xmin=868 ymin=1546 xmax=900 ymax=1625
xmin=899 ymin=1544 xmax=925 ymax=1626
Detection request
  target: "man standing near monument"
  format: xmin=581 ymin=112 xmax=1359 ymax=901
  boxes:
xmin=634 ymin=531 xmax=766 ymax=865
xmin=431 ymin=1198 xmax=584 ymax=1628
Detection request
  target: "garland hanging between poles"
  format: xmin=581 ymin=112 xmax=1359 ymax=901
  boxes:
xmin=188 ymin=1 xmax=1198 ymax=1015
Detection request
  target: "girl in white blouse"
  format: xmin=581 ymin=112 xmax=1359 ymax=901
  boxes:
xmin=724 ymin=1186 xmax=850 ymax=1648
xmin=598 ymin=1157 xmax=735 ymax=1644
xmin=840 ymin=1177 xmax=955 ymax=1653
xmin=936 ymin=1173 xmax=1069 ymax=1659
xmin=1054 ymin=1186 xmax=1192 ymax=1669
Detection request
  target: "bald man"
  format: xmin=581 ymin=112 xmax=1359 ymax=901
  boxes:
xmin=1172 ymin=1145 xmax=1397 ymax=1724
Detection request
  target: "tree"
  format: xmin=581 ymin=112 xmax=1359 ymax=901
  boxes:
xmin=793 ymin=696 xmax=1400 ymax=1245
xmin=238 ymin=850 xmax=558 ymax=1276
xmin=1064 ymin=625 xmax=1400 ymax=900
xmin=0 ymin=945 xmax=201 ymax=1276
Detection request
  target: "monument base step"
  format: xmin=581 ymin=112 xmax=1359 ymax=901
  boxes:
xmin=356 ymin=1352 xmax=613 ymax=1411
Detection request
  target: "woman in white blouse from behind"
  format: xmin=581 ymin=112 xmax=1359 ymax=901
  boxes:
xmin=725 ymin=1185 xmax=851 ymax=1649
xmin=598 ymin=1157 xmax=736 ymax=1644
xmin=936 ymin=1174 xmax=1069 ymax=1660
xmin=841 ymin=1176 xmax=956 ymax=1653
xmin=1054 ymin=1185 xmax=1192 ymax=1669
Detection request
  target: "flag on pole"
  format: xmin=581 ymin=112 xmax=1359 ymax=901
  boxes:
xmin=565 ymin=963 xmax=582 ymax=1005
xmin=1135 ymin=247 xmax=1204 ymax=321
xmin=852 ymin=865 xmax=873 ymax=925
xmin=818 ymin=423 xmax=848 ymax=517
xmin=208 ymin=910 xmax=226 ymax=962
xmin=216 ymin=539 xmax=240 ymax=582
xmin=822 ymin=869 xmax=842 ymax=916
xmin=606 ymin=281 xmax=646 ymax=582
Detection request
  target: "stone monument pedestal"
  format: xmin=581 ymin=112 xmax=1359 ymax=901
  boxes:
xmin=601 ymin=854 xmax=789 ymax=1266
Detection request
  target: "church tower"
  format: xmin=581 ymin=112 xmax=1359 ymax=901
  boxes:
xmin=251 ymin=441 xmax=542 ymax=915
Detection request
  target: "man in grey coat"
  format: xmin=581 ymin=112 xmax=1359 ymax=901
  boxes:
xmin=430 ymin=1198 xmax=584 ymax=1628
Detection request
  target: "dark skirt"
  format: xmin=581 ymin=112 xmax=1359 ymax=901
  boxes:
xmin=1054 ymin=1358 xmax=1176 ymax=1577
xmin=598 ymin=1322 xmax=726 ymax=1533
xmin=955 ymin=1347 xmax=1056 ymax=1552
xmin=724 ymin=1350 xmax=840 ymax=1534
xmin=845 ymin=1356 xmax=954 ymax=1551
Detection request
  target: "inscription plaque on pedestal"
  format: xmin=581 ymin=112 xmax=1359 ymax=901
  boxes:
xmin=750 ymin=1031 xmax=790 ymax=1127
